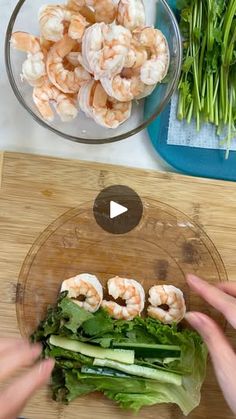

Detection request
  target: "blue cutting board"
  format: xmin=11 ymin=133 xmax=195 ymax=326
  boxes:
xmin=147 ymin=1 xmax=236 ymax=181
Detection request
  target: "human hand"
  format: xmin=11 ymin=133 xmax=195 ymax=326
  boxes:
xmin=185 ymin=274 xmax=236 ymax=414
xmin=0 ymin=338 xmax=54 ymax=419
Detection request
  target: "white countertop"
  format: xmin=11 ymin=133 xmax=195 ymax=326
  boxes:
xmin=1 ymin=0 xmax=170 ymax=172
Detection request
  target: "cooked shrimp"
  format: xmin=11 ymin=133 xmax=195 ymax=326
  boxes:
xmin=102 ymin=277 xmax=145 ymax=320
xmin=101 ymin=73 xmax=139 ymax=101
xmin=124 ymin=41 xmax=148 ymax=69
xmin=47 ymin=34 xmax=91 ymax=94
xmin=39 ymin=5 xmax=71 ymax=42
xmin=39 ymin=4 xmax=89 ymax=42
xmin=147 ymin=285 xmax=186 ymax=324
xmin=67 ymin=0 xmax=85 ymax=8
xmin=33 ymin=79 xmax=78 ymax=122
xmin=81 ymin=23 xmax=104 ymax=74
xmin=11 ymin=32 xmax=46 ymax=86
xmin=66 ymin=51 xmax=81 ymax=66
xmin=91 ymin=0 xmax=117 ymax=23
xmin=61 ymin=273 xmax=103 ymax=312
xmin=79 ymin=5 xmax=96 ymax=23
xmin=93 ymin=89 xmax=132 ymax=128
xmin=79 ymin=80 xmax=132 ymax=127
xmin=101 ymin=66 xmax=152 ymax=101
xmin=134 ymin=27 xmax=170 ymax=85
xmin=117 ymin=0 xmax=145 ymax=31
xmin=65 ymin=42 xmax=82 ymax=66
xmin=67 ymin=1 xmax=96 ymax=23
xmin=69 ymin=13 xmax=89 ymax=40
xmin=82 ymin=23 xmax=132 ymax=79
xmin=78 ymin=80 xmax=132 ymax=128
xmin=40 ymin=36 xmax=54 ymax=51
xmin=78 ymin=79 xmax=96 ymax=118
xmin=67 ymin=0 xmax=117 ymax=24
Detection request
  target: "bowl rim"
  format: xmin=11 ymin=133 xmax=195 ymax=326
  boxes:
xmin=5 ymin=0 xmax=182 ymax=145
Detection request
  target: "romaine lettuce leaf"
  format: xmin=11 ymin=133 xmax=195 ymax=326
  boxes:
xmin=82 ymin=309 xmax=114 ymax=336
xmin=58 ymin=297 xmax=93 ymax=333
xmin=52 ymin=349 xmax=207 ymax=416
xmin=31 ymin=292 xmax=93 ymax=341
xmin=32 ymin=293 xmax=208 ymax=415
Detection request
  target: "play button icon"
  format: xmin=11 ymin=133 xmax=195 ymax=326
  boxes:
xmin=93 ymin=185 xmax=143 ymax=234
xmin=110 ymin=201 xmax=128 ymax=219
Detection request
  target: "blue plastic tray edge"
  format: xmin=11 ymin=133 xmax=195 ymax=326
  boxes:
xmin=148 ymin=103 xmax=236 ymax=182
xmin=147 ymin=0 xmax=236 ymax=182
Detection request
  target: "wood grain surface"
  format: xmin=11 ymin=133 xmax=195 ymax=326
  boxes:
xmin=0 ymin=151 xmax=236 ymax=419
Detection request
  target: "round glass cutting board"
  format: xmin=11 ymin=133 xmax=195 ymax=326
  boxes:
xmin=17 ymin=198 xmax=227 ymax=337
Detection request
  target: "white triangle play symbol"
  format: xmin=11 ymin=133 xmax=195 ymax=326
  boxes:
xmin=110 ymin=201 xmax=128 ymax=219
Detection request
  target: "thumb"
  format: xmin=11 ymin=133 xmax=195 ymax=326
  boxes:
xmin=0 ymin=358 xmax=55 ymax=419
xmin=185 ymin=312 xmax=236 ymax=414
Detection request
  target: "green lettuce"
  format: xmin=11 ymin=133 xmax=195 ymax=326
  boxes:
xmin=32 ymin=293 xmax=207 ymax=415
xmin=51 ymin=357 xmax=207 ymax=415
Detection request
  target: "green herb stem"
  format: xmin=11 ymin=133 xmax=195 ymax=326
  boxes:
xmin=177 ymin=0 xmax=236 ymax=157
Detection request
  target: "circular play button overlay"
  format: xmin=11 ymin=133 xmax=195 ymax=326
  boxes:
xmin=93 ymin=185 xmax=143 ymax=234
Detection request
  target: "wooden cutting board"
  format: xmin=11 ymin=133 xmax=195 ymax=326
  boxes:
xmin=1 ymin=151 xmax=236 ymax=419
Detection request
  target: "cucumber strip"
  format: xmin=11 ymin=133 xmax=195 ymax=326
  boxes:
xmin=50 ymin=336 xmax=134 ymax=364
xmin=93 ymin=358 xmax=182 ymax=386
xmin=81 ymin=366 xmax=133 ymax=378
xmin=112 ymin=342 xmax=181 ymax=358
xmin=135 ymin=359 xmax=185 ymax=375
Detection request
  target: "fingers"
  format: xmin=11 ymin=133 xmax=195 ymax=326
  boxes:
xmin=0 ymin=341 xmax=42 ymax=382
xmin=216 ymin=281 xmax=236 ymax=297
xmin=186 ymin=275 xmax=236 ymax=413
xmin=185 ymin=312 xmax=235 ymax=361
xmin=186 ymin=274 xmax=236 ymax=328
xmin=0 ymin=358 xmax=55 ymax=419
xmin=0 ymin=338 xmax=26 ymax=355
xmin=185 ymin=312 xmax=236 ymax=414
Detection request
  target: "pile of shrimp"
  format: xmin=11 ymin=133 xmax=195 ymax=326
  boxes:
xmin=11 ymin=0 xmax=169 ymax=129
xmin=61 ymin=274 xmax=186 ymax=323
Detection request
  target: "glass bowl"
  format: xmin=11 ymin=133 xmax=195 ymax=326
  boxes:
xmin=5 ymin=0 xmax=182 ymax=144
